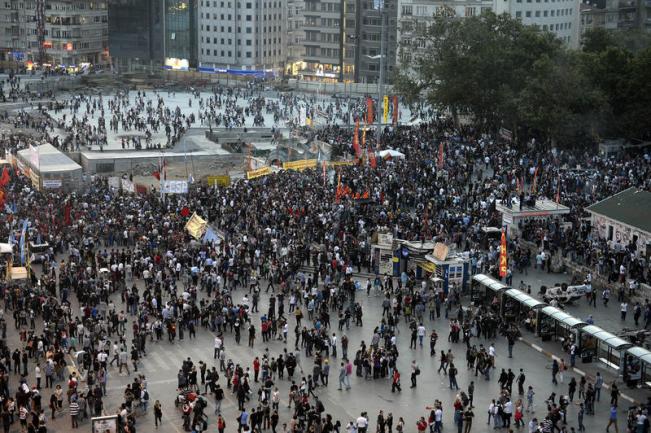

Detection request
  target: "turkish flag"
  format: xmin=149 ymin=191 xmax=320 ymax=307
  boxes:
xmin=180 ymin=206 xmax=190 ymax=217
xmin=0 ymin=167 xmax=10 ymax=187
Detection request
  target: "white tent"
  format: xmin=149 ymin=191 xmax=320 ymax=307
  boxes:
xmin=378 ymin=149 xmax=405 ymax=159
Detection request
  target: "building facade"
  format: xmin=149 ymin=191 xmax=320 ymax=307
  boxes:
xmin=285 ymin=0 xmax=305 ymax=75
xmin=397 ymin=0 xmax=492 ymax=66
xmin=493 ymin=0 xmax=581 ymax=47
xmin=108 ymin=0 xmax=165 ymax=71
xmin=197 ymin=0 xmax=285 ymax=72
xmin=0 ymin=0 xmax=108 ymax=67
xmin=580 ymin=0 xmax=640 ymax=35
xmin=165 ymin=0 xmax=198 ymax=69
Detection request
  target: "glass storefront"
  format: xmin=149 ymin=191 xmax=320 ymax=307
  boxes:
xmin=164 ymin=0 xmax=197 ymax=67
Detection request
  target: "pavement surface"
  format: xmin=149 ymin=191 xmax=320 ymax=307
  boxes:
xmin=5 ymin=260 xmax=646 ymax=433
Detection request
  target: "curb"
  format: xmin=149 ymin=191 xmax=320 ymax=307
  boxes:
xmin=517 ymin=336 xmax=639 ymax=405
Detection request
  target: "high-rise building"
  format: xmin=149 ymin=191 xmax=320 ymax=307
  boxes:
xmin=108 ymin=0 xmax=165 ymax=71
xmin=580 ymin=0 xmax=640 ymax=34
xmin=494 ymin=0 xmax=582 ymax=47
xmin=165 ymin=0 xmax=198 ymax=69
xmin=285 ymin=0 xmax=306 ymax=75
xmin=0 ymin=0 xmax=109 ymax=67
xmin=197 ymin=0 xmax=285 ymax=72
xmin=396 ymin=0 xmax=581 ymax=68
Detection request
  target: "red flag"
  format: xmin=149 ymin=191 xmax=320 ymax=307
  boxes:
xmin=353 ymin=120 xmax=361 ymax=158
xmin=0 ymin=167 xmax=10 ymax=187
xmin=531 ymin=167 xmax=539 ymax=193
xmin=499 ymin=229 xmax=508 ymax=278
xmin=180 ymin=206 xmax=190 ymax=217
xmin=152 ymin=171 xmax=160 ymax=181
xmin=366 ymin=97 xmax=374 ymax=124
xmin=392 ymin=95 xmax=399 ymax=126
xmin=64 ymin=202 xmax=72 ymax=226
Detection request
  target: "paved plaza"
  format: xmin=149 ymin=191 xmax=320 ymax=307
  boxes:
xmin=5 ymin=260 xmax=643 ymax=433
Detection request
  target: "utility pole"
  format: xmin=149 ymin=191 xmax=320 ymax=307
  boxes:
xmin=376 ymin=0 xmax=386 ymax=141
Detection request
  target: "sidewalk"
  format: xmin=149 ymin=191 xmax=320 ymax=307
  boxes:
xmin=518 ymin=329 xmax=648 ymax=405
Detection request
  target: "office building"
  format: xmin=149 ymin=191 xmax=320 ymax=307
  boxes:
xmin=197 ymin=0 xmax=285 ymax=72
xmin=108 ymin=0 xmax=165 ymax=71
xmin=0 ymin=0 xmax=109 ymax=67
xmin=165 ymin=0 xmax=198 ymax=69
xmin=580 ymin=0 xmax=640 ymax=34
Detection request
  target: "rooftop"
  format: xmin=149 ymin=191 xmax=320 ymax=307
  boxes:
xmin=586 ymin=187 xmax=651 ymax=234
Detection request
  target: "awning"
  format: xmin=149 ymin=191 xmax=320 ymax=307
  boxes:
xmin=582 ymin=325 xmax=633 ymax=350
xmin=626 ymin=346 xmax=651 ymax=364
xmin=505 ymin=289 xmax=546 ymax=309
xmin=472 ymin=274 xmax=508 ymax=293
xmin=541 ymin=306 xmax=587 ymax=329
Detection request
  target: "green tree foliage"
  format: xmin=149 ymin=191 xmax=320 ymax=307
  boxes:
xmin=394 ymin=11 xmax=651 ymax=144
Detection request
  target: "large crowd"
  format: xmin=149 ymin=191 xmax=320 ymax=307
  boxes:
xmin=0 ymin=80 xmax=650 ymax=433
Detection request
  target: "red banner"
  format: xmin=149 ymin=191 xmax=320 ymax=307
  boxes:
xmin=392 ymin=95 xmax=399 ymax=126
xmin=368 ymin=148 xmax=377 ymax=169
xmin=499 ymin=229 xmax=508 ymax=278
xmin=366 ymin=97 xmax=374 ymax=124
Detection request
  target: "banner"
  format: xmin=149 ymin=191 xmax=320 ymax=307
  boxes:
xmin=161 ymin=180 xmax=189 ymax=194
xmin=42 ymin=179 xmax=62 ymax=189
xmin=328 ymin=161 xmax=355 ymax=167
xmin=353 ymin=120 xmax=361 ymax=159
xmin=283 ymin=159 xmax=317 ymax=171
xmin=185 ymin=212 xmax=208 ymax=240
xmin=19 ymin=219 xmax=28 ymax=265
xmin=121 ymin=179 xmax=135 ymax=193
xmin=383 ymin=95 xmax=389 ymax=124
xmin=246 ymin=166 xmax=272 ymax=180
xmin=206 ymin=175 xmax=231 ymax=187
xmin=366 ymin=97 xmax=374 ymax=124
xmin=392 ymin=95 xmax=399 ymax=126
xmin=499 ymin=229 xmax=508 ymax=278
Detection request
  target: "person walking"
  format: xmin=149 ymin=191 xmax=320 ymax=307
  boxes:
xmin=391 ymin=368 xmax=401 ymax=393
xmin=551 ymin=359 xmax=559 ymax=385
xmin=338 ymin=362 xmax=348 ymax=390
xmin=606 ymin=405 xmax=618 ymax=433
xmin=410 ymin=361 xmax=419 ymax=388
xmin=448 ymin=363 xmax=459 ymax=390
xmin=595 ymin=372 xmax=604 ymax=401
xmin=69 ymin=397 xmax=80 ymax=428
xmin=577 ymin=403 xmax=585 ymax=432
xmin=154 ymin=400 xmax=162 ymax=428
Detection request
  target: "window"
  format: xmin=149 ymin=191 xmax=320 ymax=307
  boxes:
xmin=465 ymin=6 xmax=476 ymax=16
xmin=246 ymin=39 xmax=252 ymax=45
xmin=525 ymin=11 xmax=531 ymax=16
xmin=535 ymin=10 xmax=540 ymax=16
xmin=516 ymin=10 xmax=522 ymax=17
xmin=401 ymin=5 xmax=412 ymax=15
xmin=246 ymin=52 xmax=252 ymax=57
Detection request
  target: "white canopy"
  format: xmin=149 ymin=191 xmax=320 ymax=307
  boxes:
xmin=0 ymin=243 xmax=12 ymax=254
xmin=378 ymin=149 xmax=405 ymax=159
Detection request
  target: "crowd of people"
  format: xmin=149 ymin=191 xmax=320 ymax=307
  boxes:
xmin=0 ymin=78 xmax=649 ymax=433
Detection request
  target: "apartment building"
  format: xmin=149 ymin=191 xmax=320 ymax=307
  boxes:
xmin=197 ymin=0 xmax=285 ymax=71
xmin=0 ymin=0 xmax=108 ymax=66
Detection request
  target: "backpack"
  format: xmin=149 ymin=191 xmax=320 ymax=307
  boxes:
xmin=143 ymin=390 xmax=149 ymax=401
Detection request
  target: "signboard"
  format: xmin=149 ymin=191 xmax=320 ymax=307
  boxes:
xmin=432 ymin=243 xmax=449 ymax=261
xmin=42 ymin=179 xmax=62 ymax=189
xmin=377 ymin=232 xmax=393 ymax=247
xmin=207 ymin=175 xmax=231 ymax=187
xmin=121 ymin=179 xmax=135 ymax=193
xmin=185 ymin=213 xmax=208 ymax=240
xmin=30 ymin=170 xmax=39 ymax=189
xmin=283 ymin=159 xmax=317 ymax=171
xmin=328 ymin=160 xmax=355 ymax=167
xmin=246 ymin=166 xmax=272 ymax=180
xmin=92 ymin=415 xmax=118 ymax=433
xmin=499 ymin=127 xmax=513 ymax=142
xmin=161 ymin=180 xmax=189 ymax=194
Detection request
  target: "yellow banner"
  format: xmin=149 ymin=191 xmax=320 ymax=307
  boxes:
xmin=383 ymin=95 xmax=389 ymax=123
xmin=185 ymin=212 xmax=208 ymax=240
xmin=246 ymin=166 xmax=272 ymax=180
xmin=207 ymin=175 xmax=231 ymax=187
xmin=283 ymin=159 xmax=317 ymax=171
xmin=328 ymin=160 xmax=355 ymax=167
